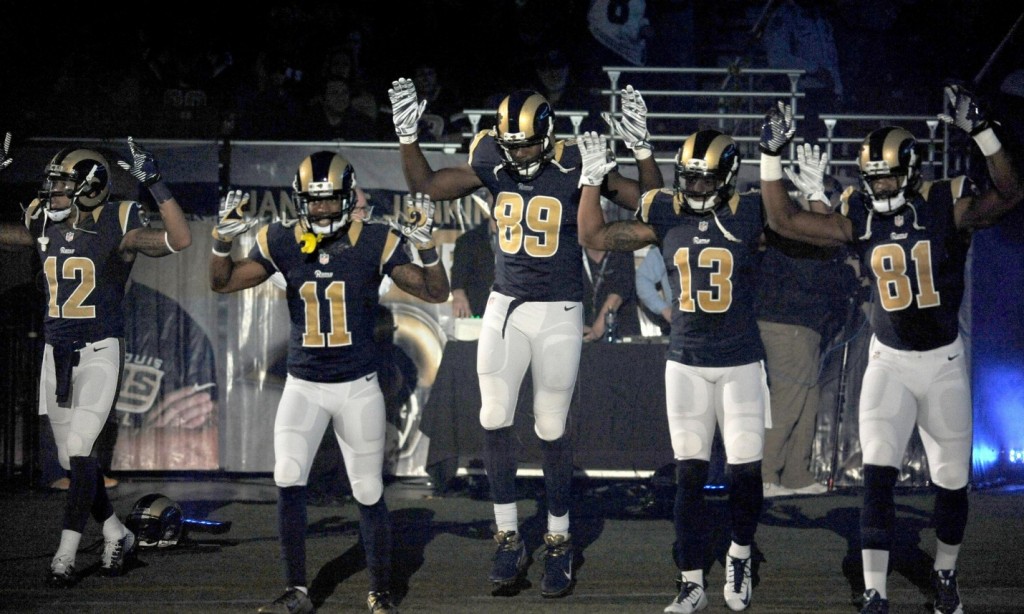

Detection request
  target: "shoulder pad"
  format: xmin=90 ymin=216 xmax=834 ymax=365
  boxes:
xmin=467 ymin=130 xmax=491 ymax=165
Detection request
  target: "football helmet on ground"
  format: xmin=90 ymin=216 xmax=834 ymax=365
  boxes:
xmin=293 ymin=151 xmax=357 ymax=237
xmin=674 ymin=130 xmax=741 ymax=213
xmin=494 ymin=90 xmax=555 ymax=181
xmin=858 ymin=126 xmax=922 ymax=214
xmin=125 ymin=493 xmax=184 ymax=548
xmin=39 ymin=148 xmax=111 ymax=220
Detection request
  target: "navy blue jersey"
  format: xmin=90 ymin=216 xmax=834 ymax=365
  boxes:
xmin=248 ymin=220 xmax=412 ymax=383
xmin=638 ymin=189 xmax=766 ymax=367
xmin=468 ymin=131 xmax=585 ymax=302
xmin=25 ymin=199 xmax=146 ymax=345
xmin=842 ymin=178 xmax=972 ymax=351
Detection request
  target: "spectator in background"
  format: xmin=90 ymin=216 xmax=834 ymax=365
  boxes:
xmin=412 ymin=62 xmax=470 ymax=143
xmin=229 ymin=50 xmax=306 ymax=140
xmin=635 ymin=246 xmax=673 ymax=336
xmin=761 ymin=0 xmax=844 ymax=141
xmin=582 ymin=242 xmax=642 ymax=342
xmin=758 ymin=162 xmax=858 ymax=498
xmin=530 ymin=48 xmax=604 ymax=134
xmin=298 ymin=78 xmax=384 ymax=141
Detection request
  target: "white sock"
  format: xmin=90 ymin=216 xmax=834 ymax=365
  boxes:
xmin=681 ymin=569 xmax=704 ymax=587
xmin=862 ymin=549 xmax=889 ymax=598
xmin=55 ymin=529 xmax=82 ymax=562
xmin=547 ymin=511 xmax=569 ymax=538
xmin=728 ymin=542 xmax=751 ymax=560
xmin=102 ymin=514 xmax=126 ymax=541
xmin=494 ymin=503 xmax=518 ymax=534
xmin=934 ymin=539 xmax=961 ymax=571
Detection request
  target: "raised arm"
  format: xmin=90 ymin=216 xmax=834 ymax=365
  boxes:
xmin=576 ymin=132 xmax=658 ymax=251
xmin=602 ymin=85 xmax=664 ymax=209
xmin=938 ymin=82 xmax=1024 ymax=230
xmin=388 ymin=193 xmax=451 ymax=303
xmin=759 ymin=102 xmax=851 ymax=247
xmin=389 ymin=77 xmax=483 ymax=200
xmin=0 ymin=132 xmax=34 ymax=249
xmin=118 ymin=137 xmax=192 ymax=257
xmin=209 ymin=190 xmax=270 ymax=293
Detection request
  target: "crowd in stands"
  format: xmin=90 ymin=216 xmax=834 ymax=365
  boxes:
xmin=7 ymin=1 xmax=1020 ymax=146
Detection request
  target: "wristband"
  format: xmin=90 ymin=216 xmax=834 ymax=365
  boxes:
xmin=972 ymin=127 xmax=1001 ymax=157
xmin=418 ymin=246 xmax=440 ymax=266
xmin=164 ymin=232 xmax=179 ymax=254
xmin=632 ymin=143 xmax=653 ymax=160
xmin=149 ymin=181 xmax=173 ymax=204
xmin=760 ymin=154 xmax=783 ymax=181
xmin=806 ymin=191 xmax=828 ymax=205
xmin=212 ymin=239 xmax=233 ymax=256
xmin=398 ymin=133 xmax=418 ymax=145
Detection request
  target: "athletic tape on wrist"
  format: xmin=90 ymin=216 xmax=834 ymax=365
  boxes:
xmin=972 ymin=128 xmax=1001 ymax=157
xmin=760 ymin=154 xmax=784 ymax=181
xmin=212 ymin=239 xmax=233 ymax=256
xmin=632 ymin=147 xmax=652 ymax=160
xmin=398 ymin=134 xmax=418 ymax=145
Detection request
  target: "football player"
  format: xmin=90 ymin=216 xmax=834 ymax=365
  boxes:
xmin=0 ymin=134 xmax=192 ymax=585
xmin=209 ymin=152 xmax=449 ymax=614
xmin=577 ymin=130 xmax=770 ymax=613
xmin=388 ymin=79 xmax=662 ymax=598
xmin=758 ymin=84 xmax=1024 ymax=614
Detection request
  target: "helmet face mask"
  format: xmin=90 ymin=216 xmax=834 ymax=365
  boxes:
xmin=858 ymin=127 xmax=921 ymax=214
xmin=674 ymin=130 xmax=740 ymax=213
xmin=495 ymin=90 xmax=555 ymax=181
xmin=39 ymin=148 xmax=111 ymax=220
xmin=293 ymin=151 xmax=356 ymax=236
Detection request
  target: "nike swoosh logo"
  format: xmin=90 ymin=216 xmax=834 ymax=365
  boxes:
xmin=365 ymin=374 xmax=376 ymax=381
xmin=563 ymin=305 xmax=576 ymax=311
xmin=563 ymin=570 xmax=572 ymax=580
xmin=91 ymin=345 xmax=108 ymax=352
xmin=947 ymin=354 xmax=960 ymax=361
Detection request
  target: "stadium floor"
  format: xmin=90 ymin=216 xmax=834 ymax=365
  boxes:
xmin=2 ymin=475 xmax=1022 ymax=613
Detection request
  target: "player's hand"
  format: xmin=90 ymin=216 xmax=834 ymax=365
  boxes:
xmin=452 ymin=290 xmax=473 ymax=318
xmin=759 ymin=101 xmax=796 ymax=156
xmin=578 ymin=131 xmax=617 ymax=188
xmin=784 ymin=143 xmax=830 ymax=204
xmin=0 ymin=132 xmax=12 ymax=172
xmin=145 ymin=384 xmax=216 ymax=429
xmin=601 ymin=85 xmax=652 ymax=157
xmin=938 ymin=81 xmax=990 ymax=136
xmin=389 ymin=77 xmax=426 ymax=144
xmin=116 ymin=136 xmax=162 ymax=186
xmin=212 ymin=189 xmax=257 ymax=241
xmin=395 ymin=192 xmax=435 ymax=248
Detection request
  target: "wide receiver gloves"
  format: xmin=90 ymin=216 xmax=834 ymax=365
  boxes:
xmin=389 ymin=78 xmax=426 ymax=144
xmin=392 ymin=192 xmax=440 ymax=265
xmin=577 ymin=131 xmax=617 ymax=188
xmin=602 ymin=85 xmax=653 ymax=160
xmin=211 ymin=189 xmax=256 ymax=256
xmin=785 ymin=143 xmax=830 ymax=206
xmin=938 ymin=81 xmax=1001 ymax=156
xmin=0 ymin=132 xmax=11 ymax=172
xmin=759 ymin=101 xmax=796 ymax=182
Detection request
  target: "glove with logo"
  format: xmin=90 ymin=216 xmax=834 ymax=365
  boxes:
xmin=784 ymin=143 xmax=830 ymax=206
xmin=759 ymin=101 xmax=796 ymax=156
xmin=578 ymin=131 xmax=617 ymax=188
xmin=395 ymin=192 xmax=436 ymax=249
xmin=117 ymin=136 xmax=163 ymax=186
xmin=212 ymin=189 xmax=257 ymax=246
xmin=601 ymin=85 xmax=652 ymax=159
xmin=938 ymin=80 xmax=1001 ymax=156
xmin=389 ymin=78 xmax=427 ymax=145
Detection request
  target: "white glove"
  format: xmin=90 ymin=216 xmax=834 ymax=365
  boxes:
xmin=388 ymin=77 xmax=426 ymax=144
xmin=395 ymin=192 xmax=436 ymax=248
xmin=784 ymin=143 xmax=830 ymax=205
xmin=577 ymin=131 xmax=617 ymax=188
xmin=759 ymin=101 xmax=796 ymax=156
xmin=601 ymin=85 xmax=652 ymax=159
xmin=0 ymin=132 xmax=12 ymax=172
xmin=212 ymin=189 xmax=257 ymax=242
